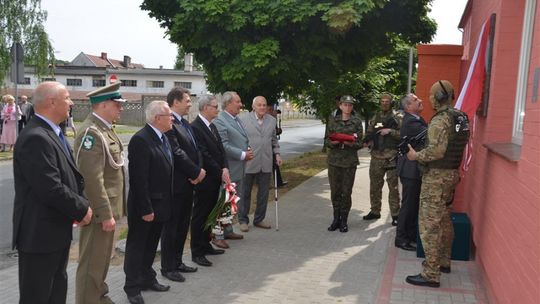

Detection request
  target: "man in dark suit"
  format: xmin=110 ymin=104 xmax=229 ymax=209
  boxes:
xmin=190 ymin=95 xmax=231 ymax=267
xmin=395 ymin=93 xmax=427 ymax=251
xmin=12 ymin=81 xmax=93 ymax=304
xmin=123 ymin=100 xmax=175 ymax=304
xmin=159 ymin=87 xmax=206 ymax=282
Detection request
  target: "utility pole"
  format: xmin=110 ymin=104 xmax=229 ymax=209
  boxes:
xmin=407 ymin=47 xmax=413 ymax=93
xmin=10 ymin=42 xmax=25 ymax=137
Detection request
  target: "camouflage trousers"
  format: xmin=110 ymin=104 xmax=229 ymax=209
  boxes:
xmin=419 ymin=169 xmax=460 ymax=282
xmin=328 ymin=165 xmax=357 ymax=213
xmin=369 ymin=157 xmax=400 ymax=216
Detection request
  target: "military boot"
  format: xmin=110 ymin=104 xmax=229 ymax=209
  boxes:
xmin=327 ymin=210 xmax=341 ymax=231
xmin=339 ymin=211 xmax=349 ymax=233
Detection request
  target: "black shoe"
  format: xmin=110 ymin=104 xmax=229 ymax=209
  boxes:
xmin=192 ymin=256 xmax=213 ymax=267
xmin=339 ymin=224 xmax=348 ymax=233
xmin=177 ymin=263 xmax=198 ymax=273
xmin=127 ymin=294 xmax=145 ymax=304
xmin=328 ymin=210 xmax=340 ymax=231
xmin=277 ymin=181 xmax=288 ymax=188
xmin=206 ymin=247 xmax=225 ymax=255
xmin=391 ymin=216 xmax=398 ymax=226
xmin=422 ymin=260 xmax=451 ymax=273
xmin=395 ymin=242 xmax=416 ymax=251
xmin=142 ymin=282 xmax=170 ymax=292
xmin=363 ymin=212 xmax=381 ymax=220
xmin=405 ymin=274 xmax=440 ymax=288
xmin=328 ymin=221 xmax=340 ymax=231
xmin=160 ymin=270 xmax=185 ymax=282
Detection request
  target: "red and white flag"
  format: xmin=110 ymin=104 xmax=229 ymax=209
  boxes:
xmin=455 ymin=17 xmax=492 ymax=171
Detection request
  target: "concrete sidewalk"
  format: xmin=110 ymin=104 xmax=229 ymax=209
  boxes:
xmin=0 ymin=151 xmax=489 ymax=303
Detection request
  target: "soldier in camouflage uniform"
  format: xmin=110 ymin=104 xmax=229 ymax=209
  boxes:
xmin=74 ymin=82 xmax=126 ymax=303
xmin=363 ymin=93 xmax=401 ymax=225
xmin=405 ymin=80 xmax=470 ymax=288
xmin=325 ymin=95 xmax=363 ymax=233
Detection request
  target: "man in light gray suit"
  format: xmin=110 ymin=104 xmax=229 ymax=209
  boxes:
xmin=213 ymin=91 xmax=252 ymax=239
xmin=239 ymin=96 xmax=282 ymax=231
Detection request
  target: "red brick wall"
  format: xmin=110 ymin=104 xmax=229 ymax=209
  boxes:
xmin=415 ymin=45 xmax=463 ymax=122
xmin=453 ymin=0 xmax=540 ymax=303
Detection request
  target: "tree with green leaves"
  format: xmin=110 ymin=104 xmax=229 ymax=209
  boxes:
xmin=0 ymin=0 xmax=55 ymax=85
xmin=142 ymin=0 xmax=435 ymax=110
xmin=294 ymin=41 xmax=417 ymax=124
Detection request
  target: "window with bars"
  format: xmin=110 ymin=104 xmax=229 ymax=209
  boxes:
xmin=174 ymin=81 xmax=192 ymax=89
xmin=92 ymin=77 xmax=106 ymax=87
xmin=147 ymin=80 xmax=164 ymax=88
xmin=121 ymin=79 xmax=137 ymax=87
xmin=67 ymin=78 xmax=82 ymax=86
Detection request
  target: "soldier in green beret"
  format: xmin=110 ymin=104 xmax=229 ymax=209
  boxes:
xmin=405 ymin=80 xmax=470 ymax=288
xmin=325 ymin=95 xmax=363 ymax=233
xmin=74 ymin=82 xmax=126 ymax=303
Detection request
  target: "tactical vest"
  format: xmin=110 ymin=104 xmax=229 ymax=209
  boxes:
xmin=428 ymin=108 xmax=470 ymax=169
xmin=372 ymin=111 xmax=400 ymax=151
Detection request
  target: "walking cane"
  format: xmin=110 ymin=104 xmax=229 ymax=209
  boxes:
xmin=274 ymin=166 xmax=279 ymax=231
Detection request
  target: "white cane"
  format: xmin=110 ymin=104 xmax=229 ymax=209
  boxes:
xmin=274 ymin=166 xmax=279 ymax=231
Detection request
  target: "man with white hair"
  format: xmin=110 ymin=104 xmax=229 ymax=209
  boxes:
xmin=190 ymin=94 xmax=231 ymax=266
xmin=123 ymin=100 xmax=175 ymax=304
xmin=213 ymin=91 xmax=251 ymax=239
xmin=239 ymin=96 xmax=281 ymax=231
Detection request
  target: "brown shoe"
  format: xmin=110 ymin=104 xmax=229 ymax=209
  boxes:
xmin=239 ymin=223 xmax=249 ymax=232
xmin=225 ymin=232 xmax=244 ymax=240
xmin=254 ymin=221 xmax=271 ymax=229
xmin=211 ymin=239 xmax=229 ymax=249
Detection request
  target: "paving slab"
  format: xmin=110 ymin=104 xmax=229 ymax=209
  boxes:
xmin=0 ymin=150 xmax=489 ymax=303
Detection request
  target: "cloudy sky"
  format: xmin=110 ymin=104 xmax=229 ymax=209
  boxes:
xmin=40 ymin=0 xmax=468 ymax=69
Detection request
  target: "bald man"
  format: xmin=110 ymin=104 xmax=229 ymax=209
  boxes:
xmin=13 ymin=81 xmax=92 ymax=304
xmin=239 ymin=96 xmax=281 ymax=231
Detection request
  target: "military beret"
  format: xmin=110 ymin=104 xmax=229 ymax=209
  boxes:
xmin=340 ymin=95 xmax=355 ymax=104
xmin=86 ymin=82 xmax=127 ymax=104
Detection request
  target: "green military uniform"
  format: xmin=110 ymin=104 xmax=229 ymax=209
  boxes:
xmin=366 ymin=110 xmax=401 ymax=217
xmin=416 ymin=104 xmax=469 ymax=283
xmin=325 ymin=108 xmax=363 ymax=229
xmin=75 ymin=83 xmax=126 ymax=304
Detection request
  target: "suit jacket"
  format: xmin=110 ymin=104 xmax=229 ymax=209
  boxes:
xmin=396 ymin=112 xmax=427 ymax=180
xmin=127 ymin=124 xmax=173 ymax=223
xmin=213 ymin=111 xmax=249 ymax=182
xmin=166 ymin=116 xmax=201 ymax=194
xmin=191 ymin=116 xmax=229 ymax=190
xmin=12 ymin=116 xmax=89 ymax=252
xmin=74 ymin=113 xmax=125 ymax=222
xmin=243 ymin=112 xmax=279 ymax=174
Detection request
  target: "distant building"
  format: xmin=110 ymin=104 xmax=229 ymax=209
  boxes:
xmin=2 ymin=52 xmax=207 ymax=101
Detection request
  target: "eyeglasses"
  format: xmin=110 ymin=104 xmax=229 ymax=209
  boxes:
xmin=156 ymin=113 xmax=173 ymax=118
xmin=207 ymin=104 xmax=218 ymax=109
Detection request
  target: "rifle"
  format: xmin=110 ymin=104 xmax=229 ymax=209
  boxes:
xmin=396 ymin=128 xmax=427 ymax=156
xmin=361 ymin=115 xmax=399 ymax=147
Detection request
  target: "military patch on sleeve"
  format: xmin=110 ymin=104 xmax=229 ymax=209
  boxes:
xmin=82 ymin=135 xmax=95 ymax=150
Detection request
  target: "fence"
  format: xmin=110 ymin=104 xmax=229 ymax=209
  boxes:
xmin=71 ymin=96 xmax=315 ymax=126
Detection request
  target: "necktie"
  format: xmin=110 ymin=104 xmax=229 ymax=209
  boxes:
xmin=161 ymin=135 xmax=172 ymax=161
xmin=58 ymin=131 xmax=71 ymax=155
xmin=181 ymin=119 xmax=197 ymax=149
xmin=209 ymin=123 xmax=219 ymax=140
xmin=234 ymin=117 xmax=247 ymax=136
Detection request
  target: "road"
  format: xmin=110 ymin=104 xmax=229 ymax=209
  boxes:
xmin=0 ymin=120 xmax=326 ymax=251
